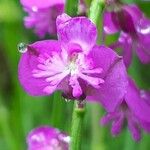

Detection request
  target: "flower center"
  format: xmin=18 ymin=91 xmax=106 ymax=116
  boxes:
xmin=67 ymin=61 xmax=78 ymax=75
xmin=32 ymin=49 xmax=104 ymax=98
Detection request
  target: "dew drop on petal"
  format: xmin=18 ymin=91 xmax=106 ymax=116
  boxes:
xmin=17 ymin=42 xmax=28 ymax=53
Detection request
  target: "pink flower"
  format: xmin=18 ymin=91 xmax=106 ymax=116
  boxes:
xmin=18 ymin=14 xmax=127 ymax=103
xmin=20 ymin=0 xmax=65 ymax=37
xmin=100 ymin=77 xmax=150 ymax=141
xmin=104 ymin=3 xmax=150 ymax=67
xmin=27 ymin=126 xmax=70 ymax=150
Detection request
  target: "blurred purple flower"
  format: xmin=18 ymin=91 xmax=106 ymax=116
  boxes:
xmin=104 ymin=3 xmax=150 ymax=67
xmin=27 ymin=126 xmax=70 ymax=150
xmin=20 ymin=0 xmax=65 ymax=37
xmin=18 ymin=14 xmax=127 ymax=103
xmin=100 ymin=77 xmax=150 ymax=141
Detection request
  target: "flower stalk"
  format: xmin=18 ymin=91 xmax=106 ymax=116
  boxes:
xmin=70 ymin=101 xmax=86 ymax=150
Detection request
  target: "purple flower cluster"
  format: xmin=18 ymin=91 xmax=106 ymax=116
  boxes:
xmin=18 ymin=0 xmax=150 ymax=147
xmin=101 ymin=77 xmax=150 ymax=141
xmin=20 ymin=0 xmax=65 ymax=37
xmin=27 ymin=126 xmax=70 ymax=150
xmin=104 ymin=3 xmax=150 ymax=67
xmin=100 ymin=1 xmax=150 ymax=140
xmin=20 ymin=0 xmax=86 ymax=38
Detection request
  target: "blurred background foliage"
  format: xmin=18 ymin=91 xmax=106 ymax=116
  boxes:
xmin=0 ymin=0 xmax=150 ymax=149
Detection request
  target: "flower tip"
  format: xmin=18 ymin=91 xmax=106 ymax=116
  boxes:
xmin=132 ymin=133 xmax=141 ymax=142
xmin=56 ymin=13 xmax=71 ymax=27
xmin=111 ymin=128 xmax=120 ymax=136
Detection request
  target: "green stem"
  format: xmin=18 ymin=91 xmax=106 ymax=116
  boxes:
xmin=89 ymin=0 xmax=105 ymax=44
xmin=70 ymin=101 xmax=86 ymax=150
xmin=65 ymin=0 xmax=79 ymax=16
xmin=88 ymin=1 xmax=105 ymax=150
xmin=89 ymin=0 xmax=105 ymax=25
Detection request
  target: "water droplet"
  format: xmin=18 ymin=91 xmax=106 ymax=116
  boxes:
xmin=64 ymin=98 xmax=71 ymax=102
xmin=32 ymin=6 xmax=38 ymax=12
xmin=17 ymin=43 xmax=28 ymax=53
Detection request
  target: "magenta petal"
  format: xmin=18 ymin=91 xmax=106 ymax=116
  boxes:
xmin=94 ymin=60 xmax=127 ymax=112
xmin=87 ymin=45 xmax=120 ymax=76
xmin=138 ymin=90 xmax=150 ymax=133
xmin=111 ymin=114 xmax=124 ymax=136
xmin=135 ymin=18 xmax=150 ymax=63
xmin=118 ymin=4 xmax=143 ymax=34
xmin=136 ymin=43 xmax=150 ymax=63
xmin=136 ymin=18 xmax=150 ymax=42
xmin=140 ymin=120 xmax=150 ymax=133
xmin=57 ymin=15 xmax=97 ymax=54
xmin=118 ymin=32 xmax=133 ymax=67
xmin=21 ymin=0 xmax=65 ymax=9
xmin=110 ymin=32 xmax=133 ymax=68
xmin=125 ymin=79 xmax=150 ymax=123
xmin=87 ymin=46 xmax=128 ymax=112
xmin=128 ymin=118 xmax=141 ymax=141
xmin=56 ymin=13 xmax=71 ymax=28
xmin=103 ymin=11 xmax=120 ymax=34
xmin=100 ymin=112 xmax=118 ymax=125
xmin=123 ymin=4 xmax=143 ymax=24
xmin=140 ymin=90 xmax=150 ymax=105
xmin=18 ymin=40 xmax=61 ymax=96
